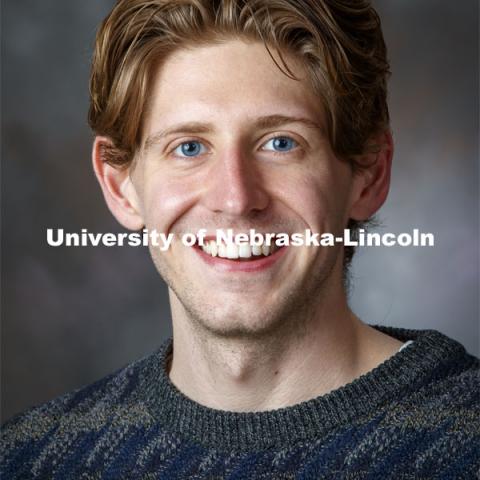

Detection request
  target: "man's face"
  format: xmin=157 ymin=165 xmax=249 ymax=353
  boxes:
xmin=131 ymin=40 xmax=359 ymax=338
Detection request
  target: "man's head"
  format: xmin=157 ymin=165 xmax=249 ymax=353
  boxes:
xmin=90 ymin=0 xmax=392 ymax=339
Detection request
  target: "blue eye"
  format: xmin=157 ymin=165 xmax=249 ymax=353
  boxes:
xmin=173 ymin=141 xmax=207 ymax=157
xmin=263 ymin=136 xmax=297 ymax=152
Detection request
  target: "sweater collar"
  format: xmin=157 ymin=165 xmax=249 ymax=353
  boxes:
xmin=140 ymin=325 xmax=466 ymax=451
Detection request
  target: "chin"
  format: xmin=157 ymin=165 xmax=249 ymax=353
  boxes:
xmin=178 ymin=290 xmax=305 ymax=341
xmin=196 ymin=315 xmax=285 ymax=340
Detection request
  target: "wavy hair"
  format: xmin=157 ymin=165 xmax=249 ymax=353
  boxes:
xmin=89 ymin=0 xmax=391 ymax=268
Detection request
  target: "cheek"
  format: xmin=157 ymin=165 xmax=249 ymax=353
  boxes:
xmin=268 ymin=160 xmax=352 ymax=231
xmin=142 ymin=175 xmax=200 ymax=234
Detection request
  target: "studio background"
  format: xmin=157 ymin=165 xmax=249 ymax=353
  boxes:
xmin=2 ymin=0 xmax=479 ymax=423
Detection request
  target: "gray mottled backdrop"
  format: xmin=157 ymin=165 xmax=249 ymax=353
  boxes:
xmin=2 ymin=1 xmax=478 ymax=423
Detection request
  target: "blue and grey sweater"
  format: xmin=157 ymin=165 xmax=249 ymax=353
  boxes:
xmin=1 ymin=325 xmax=479 ymax=479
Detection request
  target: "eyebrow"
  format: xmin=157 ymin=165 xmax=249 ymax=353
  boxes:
xmin=142 ymin=114 xmax=323 ymax=153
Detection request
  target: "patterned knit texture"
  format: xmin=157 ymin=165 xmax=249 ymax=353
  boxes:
xmin=1 ymin=325 xmax=479 ymax=479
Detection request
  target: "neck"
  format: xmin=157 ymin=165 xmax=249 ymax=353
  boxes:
xmin=168 ymin=285 xmax=403 ymax=412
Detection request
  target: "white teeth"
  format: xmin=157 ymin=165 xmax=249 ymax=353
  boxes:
xmin=226 ymin=243 xmax=239 ymax=259
xmin=238 ymin=243 xmax=252 ymax=258
xmin=218 ymin=243 xmax=227 ymax=258
xmin=200 ymin=239 xmax=278 ymax=259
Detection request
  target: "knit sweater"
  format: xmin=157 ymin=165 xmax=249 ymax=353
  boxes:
xmin=1 ymin=325 xmax=479 ymax=479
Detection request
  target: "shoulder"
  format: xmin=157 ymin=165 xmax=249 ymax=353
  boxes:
xmin=0 ymin=346 xmax=163 ymax=476
xmin=361 ymin=345 xmax=480 ymax=473
xmin=382 ymin=349 xmax=479 ymax=431
xmin=419 ymin=348 xmax=479 ymax=404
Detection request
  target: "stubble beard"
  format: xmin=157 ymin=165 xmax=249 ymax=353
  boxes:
xmin=150 ymin=243 xmax=343 ymax=345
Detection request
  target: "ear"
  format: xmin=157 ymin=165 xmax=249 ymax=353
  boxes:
xmin=92 ymin=136 xmax=144 ymax=230
xmin=349 ymin=130 xmax=393 ymax=221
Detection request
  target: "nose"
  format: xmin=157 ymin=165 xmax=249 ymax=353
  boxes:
xmin=202 ymin=149 xmax=269 ymax=217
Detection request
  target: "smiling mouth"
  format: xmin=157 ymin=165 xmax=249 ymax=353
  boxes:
xmin=195 ymin=239 xmax=281 ymax=261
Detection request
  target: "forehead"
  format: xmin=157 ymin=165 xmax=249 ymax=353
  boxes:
xmin=143 ymin=39 xmax=325 ymax=137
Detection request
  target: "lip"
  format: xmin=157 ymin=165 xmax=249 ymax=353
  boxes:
xmin=193 ymin=244 xmax=288 ymax=273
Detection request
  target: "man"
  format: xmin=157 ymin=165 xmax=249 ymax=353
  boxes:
xmin=1 ymin=0 xmax=478 ymax=478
